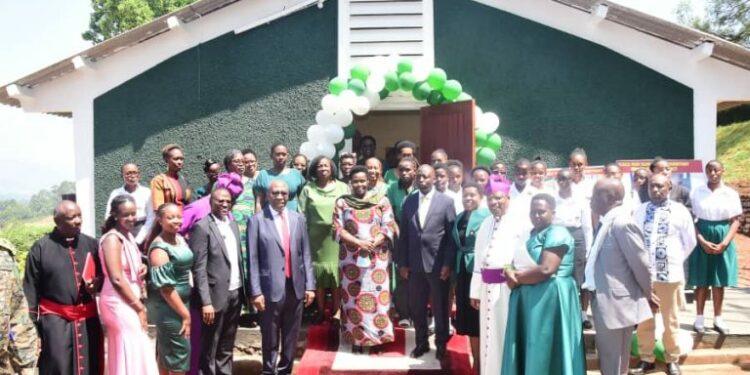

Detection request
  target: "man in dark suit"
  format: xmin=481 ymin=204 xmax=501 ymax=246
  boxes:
xmin=398 ymin=164 xmax=457 ymax=360
xmin=247 ymin=180 xmax=315 ymax=375
xmin=189 ymin=187 xmax=246 ymax=375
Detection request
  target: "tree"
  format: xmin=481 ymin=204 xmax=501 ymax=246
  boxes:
xmin=676 ymin=0 xmax=750 ymax=48
xmin=82 ymin=0 xmax=196 ymax=44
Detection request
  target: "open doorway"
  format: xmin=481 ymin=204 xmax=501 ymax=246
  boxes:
xmin=352 ymin=100 xmax=477 ymax=170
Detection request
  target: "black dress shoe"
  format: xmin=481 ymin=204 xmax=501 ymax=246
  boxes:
xmin=629 ymin=360 xmax=656 ymax=374
xmin=714 ymin=323 xmax=729 ymax=335
xmin=410 ymin=344 xmax=430 ymax=358
xmin=582 ymin=320 xmax=593 ymax=330
xmin=666 ymin=362 xmax=682 ymax=375
xmin=435 ymin=345 xmax=447 ymax=360
xmin=352 ymin=345 xmax=363 ymax=354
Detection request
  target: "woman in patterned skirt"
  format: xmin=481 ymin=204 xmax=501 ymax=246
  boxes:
xmin=688 ymin=160 xmax=743 ymax=334
xmin=334 ymin=166 xmax=397 ymax=354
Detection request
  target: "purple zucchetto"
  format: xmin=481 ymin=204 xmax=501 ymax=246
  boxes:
xmin=485 ymin=174 xmax=511 ymax=196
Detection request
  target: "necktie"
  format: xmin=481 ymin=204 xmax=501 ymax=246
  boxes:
xmin=280 ymin=211 xmax=292 ymax=278
xmin=419 ymin=194 xmax=428 ymax=226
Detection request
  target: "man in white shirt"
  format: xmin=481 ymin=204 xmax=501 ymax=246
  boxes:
xmin=189 ymin=188 xmax=246 ymax=375
xmin=446 ymin=160 xmax=465 ymax=214
xmin=104 ymin=163 xmax=154 ymax=244
xmin=509 ymin=158 xmax=535 ymax=199
xmin=631 ymin=174 xmax=696 ymax=375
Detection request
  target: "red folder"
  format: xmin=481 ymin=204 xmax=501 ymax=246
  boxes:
xmin=82 ymin=253 xmax=96 ymax=283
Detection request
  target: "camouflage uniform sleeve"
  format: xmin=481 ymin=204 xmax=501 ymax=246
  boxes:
xmin=3 ymin=252 xmax=38 ymax=371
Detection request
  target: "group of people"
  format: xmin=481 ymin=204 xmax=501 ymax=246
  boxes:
xmin=0 ymin=137 xmax=742 ymax=375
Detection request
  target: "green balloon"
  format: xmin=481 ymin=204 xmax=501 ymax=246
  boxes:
xmin=412 ymin=81 xmax=431 ymax=101
xmin=476 ymin=147 xmax=496 ymax=166
xmin=397 ymin=59 xmax=413 ymax=74
xmin=348 ymin=78 xmax=366 ymax=95
xmin=399 ymin=72 xmax=417 ymax=91
xmin=379 ymin=89 xmax=390 ymax=100
xmin=475 ymin=130 xmax=490 ymax=147
xmin=335 ymin=139 xmax=346 ymax=152
xmin=350 ymin=64 xmax=369 ymax=82
xmin=384 ymin=71 xmax=400 ymax=91
xmin=427 ymin=68 xmax=447 ymax=90
xmin=456 ymin=92 xmax=472 ymax=102
xmin=486 ymin=133 xmax=502 ymax=151
xmin=427 ymin=90 xmax=444 ymax=105
xmin=343 ymin=124 xmax=357 ymax=139
xmin=329 ymin=77 xmax=348 ymax=95
xmin=441 ymin=80 xmax=463 ymax=101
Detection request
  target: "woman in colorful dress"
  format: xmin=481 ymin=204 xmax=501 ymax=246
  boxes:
xmin=365 ymin=157 xmax=388 ymax=200
xmin=334 ymin=166 xmax=396 ymax=354
xmin=502 ymin=193 xmax=586 ymax=375
xmin=469 ymin=177 xmax=528 ymax=375
xmin=151 ymin=144 xmax=192 ymax=211
xmin=688 ymin=160 xmax=743 ymax=334
xmin=99 ymin=195 xmax=159 ymax=374
xmin=147 ymin=203 xmax=194 ymax=375
xmin=254 ymin=144 xmax=306 ymax=212
xmin=193 ymin=159 xmax=221 ymax=200
xmin=298 ymin=156 xmax=350 ymax=322
xmin=452 ymin=182 xmax=491 ymax=373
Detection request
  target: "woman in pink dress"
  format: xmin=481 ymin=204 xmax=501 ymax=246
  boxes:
xmin=99 ymin=194 xmax=159 ymax=374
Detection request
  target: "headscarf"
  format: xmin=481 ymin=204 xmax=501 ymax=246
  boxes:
xmin=180 ymin=172 xmax=243 ymax=235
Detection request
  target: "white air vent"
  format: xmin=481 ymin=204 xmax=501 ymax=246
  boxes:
xmin=339 ymin=0 xmax=434 ymax=109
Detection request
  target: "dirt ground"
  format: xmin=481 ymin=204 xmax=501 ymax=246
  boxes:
xmin=737 ymin=233 xmax=750 ymax=287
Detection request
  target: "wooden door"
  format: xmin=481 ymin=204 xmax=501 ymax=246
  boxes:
xmin=419 ymin=99 xmax=476 ymax=168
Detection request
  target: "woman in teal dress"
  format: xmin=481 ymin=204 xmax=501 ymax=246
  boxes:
xmin=147 ymin=203 xmax=194 ymax=374
xmin=254 ymin=144 xmax=306 ymax=212
xmin=298 ymin=156 xmax=350 ymax=322
xmin=688 ymin=160 xmax=743 ymax=334
xmin=451 ymin=182 xmax=491 ymax=373
xmin=502 ymin=193 xmax=586 ymax=375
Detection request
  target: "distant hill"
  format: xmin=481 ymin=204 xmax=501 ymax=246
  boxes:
xmin=717 ymin=120 xmax=750 ymax=185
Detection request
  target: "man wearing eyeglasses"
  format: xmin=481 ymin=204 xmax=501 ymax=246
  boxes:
xmin=104 ymin=162 xmax=155 ymax=244
xmin=247 ymin=180 xmax=315 ymax=375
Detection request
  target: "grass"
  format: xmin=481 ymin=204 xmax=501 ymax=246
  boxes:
xmin=717 ymin=120 xmax=750 ymax=185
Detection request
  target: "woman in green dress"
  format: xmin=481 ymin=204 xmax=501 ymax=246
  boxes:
xmin=688 ymin=160 xmax=743 ymax=334
xmin=254 ymin=144 xmax=306 ymax=212
xmin=502 ymin=193 xmax=586 ymax=375
xmin=298 ymin=156 xmax=350 ymax=322
xmin=147 ymin=203 xmax=194 ymax=374
xmin=452 ymin=182 xmax=491 ymax=373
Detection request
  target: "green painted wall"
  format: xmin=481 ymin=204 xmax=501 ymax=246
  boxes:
xmin=93 ymin=2 xmax=337 ymax=224
xmin=434 ymin=0 xmax=694 ymax=168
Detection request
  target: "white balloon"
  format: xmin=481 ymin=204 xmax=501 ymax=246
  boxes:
xmin=316 ymin=143 xmax=336 ymax=159
xmin=387 ymin=53 xmax=400 ymax=70
xmin=412 ymin=61 xmax=430 ymax=81
xmin=351 ymin=96 xmax=371 ymax=116
xmin=340 ymin=89 xmax=358 ymax=109
xmin=474 ymin=106 xmax=483 ymax=129
xmin=481 ymin=112 xmax=500 ymax=133
xmin=323 ymin=124 xmax=344 ymax=144
xmin=299 ymin=141 xmax=318 ymax=159
xmin=366 ymin=75 xmax=386 ymax=92
xmin=321 ymin=94 xmax=341 ymax=112
xmin=368 ymin=56 xmax=389 ymax=76
xmin=307 ymin=124 xmax=328 ymax=144
xmin=363 ymin=89 xmax=381 ymax=109
xmin=315 ymin=110 xmax=335 ymax=127
xmin=332 ymin=109 xmax=353 ymax=127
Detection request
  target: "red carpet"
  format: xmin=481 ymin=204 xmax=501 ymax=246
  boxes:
xmin=297 ymin=322 xmax=473 ymax=375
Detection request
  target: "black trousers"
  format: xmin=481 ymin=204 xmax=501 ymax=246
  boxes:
xmin=408 ymin=271 xmax=450 ymax=347
xmin=260 ymin=279 xmax=303 ymax=375
xmin=199 ymin=289 xmax=242 ymax=375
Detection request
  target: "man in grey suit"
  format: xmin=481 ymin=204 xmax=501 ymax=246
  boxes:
xmin=584 ymin=178 xmax=657 ymax=375
xmin=189 ymin=188 xmax=247 ymax=375
xmin=247 ymin=180 xmax=315 ymax=375
xmin=398 ymin=164 xmax=456 ymax=360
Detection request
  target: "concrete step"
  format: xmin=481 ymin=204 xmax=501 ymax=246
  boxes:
xmin=587 ymin=363 xmax=750 ymax=374
xmin=585 ymin=347 xmax=750 ymax=370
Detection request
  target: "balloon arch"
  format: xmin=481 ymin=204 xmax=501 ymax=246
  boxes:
xmin=299 ymin=56 xmax=503 ymax=166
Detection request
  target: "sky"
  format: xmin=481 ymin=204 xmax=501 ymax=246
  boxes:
xmin=0 ymin=0 xmax=706 ymax=200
